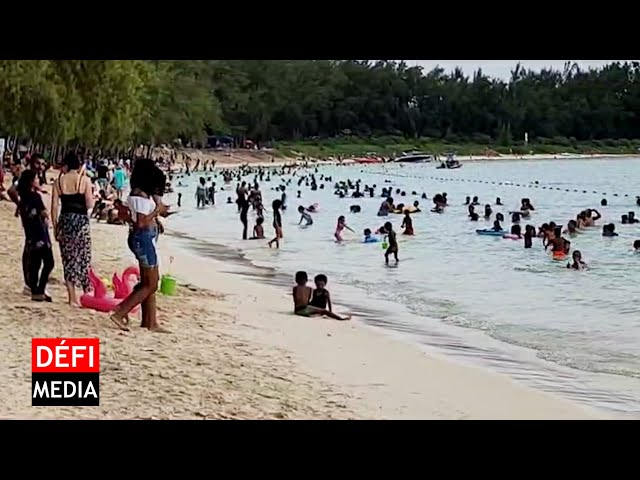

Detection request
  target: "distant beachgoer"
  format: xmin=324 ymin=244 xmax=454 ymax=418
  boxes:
xmin=567 ymin=250 xmax=587 ymax=270
xmin=298 ymin=206 xmax=313 ymax=227
xmin=335 ymin=215 xmax=354 ymax=242
xmin=377 ymin=197 xmax=393 ymax=216
xmin=634 ymin=240 xmax=640 ymax=251
xmin=383 ymin=221 xmax=398 ymax=266
xmin=524 ymin=225 xmax=535 ymax=248
xmin=401 ymin=211 xmax=414 ymax=235
xmin=268 ymin=199 xmax=283 ymax=249
xmin=113 ymin=163 xmax=127 ymax=200
xmin=496 ymin=197 xmax=503 ymax=206
xmin=196 ymin=178 xmax=207 ymax=209
xmin=602 ymin=223 xmax=618 ymax=237
xmin=251 ymin=217 xmax=265 ymax=239
xmin=363 ymin=228 xmax=378 ymax=243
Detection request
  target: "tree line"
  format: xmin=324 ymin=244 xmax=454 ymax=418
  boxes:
xmin=2 ymin=60 xmax=640 ymax=157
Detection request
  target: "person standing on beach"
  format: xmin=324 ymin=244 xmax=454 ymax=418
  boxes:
xmin=7 ymin=153 xmax=48 ymax=295
xmin=51 ymin=152 xmax=94 ymax=307
xmin=110 ymin=158 xmax=170 ymax=333
xmin=113 ymin=162 xmax=127 ymax=200
xmin=17 ymin=169 xmax=55 ymax=302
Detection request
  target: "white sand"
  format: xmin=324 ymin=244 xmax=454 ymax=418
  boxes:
xmin=162 ymin=239 xmax=607 ymax=420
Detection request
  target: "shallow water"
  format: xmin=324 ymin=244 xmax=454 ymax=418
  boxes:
xmin=165 ymin=158 xmax=640 ymax=414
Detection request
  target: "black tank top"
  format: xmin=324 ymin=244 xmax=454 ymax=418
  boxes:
xmin=310 ymin=289 xmax=327 ymax=309
xmin=58 ymin=173 xmax=88 ymax=215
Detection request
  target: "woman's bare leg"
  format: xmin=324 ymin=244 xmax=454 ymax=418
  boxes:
xmin=110 ymin=266 xmax=156 ymax=330
xmin=66 ymin=281 xmax=80 ymax=307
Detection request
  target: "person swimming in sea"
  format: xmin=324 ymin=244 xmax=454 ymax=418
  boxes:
xmin=563 ymin=220 xmax=579 ymax=236
xmin=251 ymin=217 xmax=265 ymax=239
xmin=484 ymin=204 xmax=492 ymax=219
xmin=567 ymin=250 xmax=587 ymax=270
xmin=196 ymin=177 xmax=207 ymax=208
xmin=584 ymin=208 xmax=602 ymax=227
xmin=377 ymin=197 xmax=393 ymax=216
xmin=602 ymin=223 xmax=618 ymax=237
xmin=292 ymin=271 xmax=350 ymax=320
xmin=550 ymin=226 xmax=571 ymax=259
xmin=634 ymin=240 xmax=640 ymax=251
xmin=363 ymin=228 xmax=378 ymax=243
xmin=509 ymin=224 xmax=522 ymax=239
xmin=471 ymin=196 xmax=480 ymax=206
xmin=298 ymin=205 xmax=313 ymax=227
xmin=628 ymin=211 xmax=639 ymax=224
xmin=524 ymin=224 xmax=536 ymax=248
xmin=469 ymin=212 xmax=479 ymax=221
xmin=383 ymin=221 xmax=399 ymax=266
xmin=464 ymin=196 xmax=471 ymax=205
xmin=401 ymin=211 xmax=414 ymax=235
xmin=521 ymin=198 xmax=535 ymax=211
xmin=496 ymin=197 xmax=503 ymax=206
xmin=491 ymin=219 xmax=503 ymax=232
xmin=334 ymin=215 xmax=355 ymax=242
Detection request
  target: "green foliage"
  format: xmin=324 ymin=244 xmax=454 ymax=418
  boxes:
xmin=3 ymin=60 xmax=640 ymax=153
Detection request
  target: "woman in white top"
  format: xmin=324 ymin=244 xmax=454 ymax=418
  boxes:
xmin=110 ymin=158 xmax=169 ymax=332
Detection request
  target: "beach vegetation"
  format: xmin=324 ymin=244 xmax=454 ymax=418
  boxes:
xmin=2 ymin=60 xmax=640 ymax=159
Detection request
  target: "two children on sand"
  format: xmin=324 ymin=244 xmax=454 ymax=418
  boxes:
xmin=292 ymin=271 xmax=350 ymax=321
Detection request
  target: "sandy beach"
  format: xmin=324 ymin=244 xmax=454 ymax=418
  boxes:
xmin=0 ymin=178 xmax=610 ymax=419
xmin=162 ymin=146 xmax=640 ymax=168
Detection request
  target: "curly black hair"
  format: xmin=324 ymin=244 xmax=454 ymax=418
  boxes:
xmin=17 ymin=168 xmax=37 ymax=200
xmin=130 ymin=158 xmax=166 ymax=196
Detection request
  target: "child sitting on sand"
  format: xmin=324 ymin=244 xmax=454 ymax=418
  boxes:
xmin=292 ymin=271 xmax=350 ymax=321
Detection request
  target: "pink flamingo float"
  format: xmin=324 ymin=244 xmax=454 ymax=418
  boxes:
xmin=80 ymin=266 xmax=140 ymax=312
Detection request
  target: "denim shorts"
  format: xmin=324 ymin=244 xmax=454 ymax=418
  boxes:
xmin=128 ymin=228 xmax=158 ymax=268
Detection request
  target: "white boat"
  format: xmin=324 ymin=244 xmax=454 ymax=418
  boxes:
xmin=391 ymin=153 xmax=434 ymax=163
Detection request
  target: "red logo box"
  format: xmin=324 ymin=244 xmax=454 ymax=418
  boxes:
xmin=32 ymin=338 xmax=100 ymax=373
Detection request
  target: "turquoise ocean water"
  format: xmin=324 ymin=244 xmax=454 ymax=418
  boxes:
xmin=165 ymin=158 xmax=640 ymax=415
